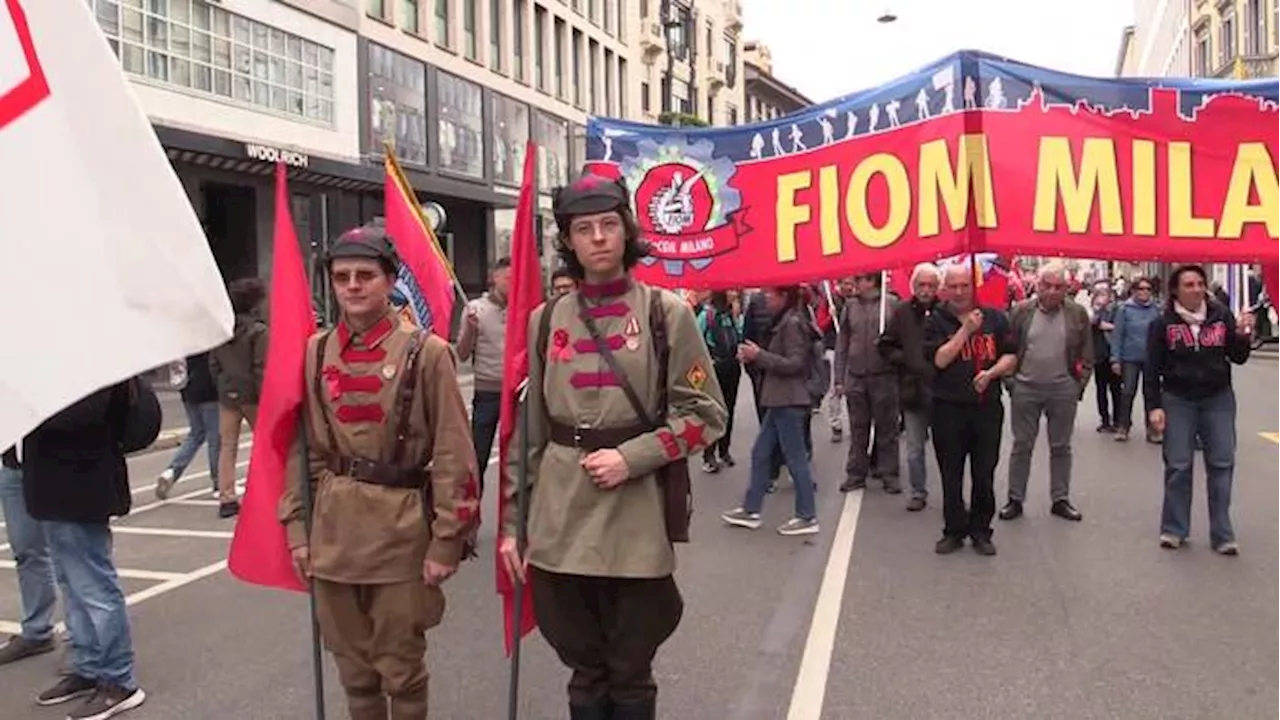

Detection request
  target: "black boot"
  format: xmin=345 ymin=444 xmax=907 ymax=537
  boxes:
xmin=611 ymin=699 xmax=656 ymax=720
xmin=570 ymin=699 xmax=612 ymax=720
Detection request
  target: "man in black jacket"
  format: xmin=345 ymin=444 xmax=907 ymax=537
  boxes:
xmin=22 ymin=383 xmax=146 ymax=718
xmin=878 ymin=263 xmax=940 ymax=511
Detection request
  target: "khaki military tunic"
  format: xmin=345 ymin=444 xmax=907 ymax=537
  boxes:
xmin=502 ymin=278 xmax=727 ymax=579
xmin=279 ymin=310 xmax=479 ymax=583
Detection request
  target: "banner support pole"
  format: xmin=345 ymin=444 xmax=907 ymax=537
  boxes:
xmin=297 ymin=412 xmax=328 ymax=720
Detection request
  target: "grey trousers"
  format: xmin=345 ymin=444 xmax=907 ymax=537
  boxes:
xmin=1007 ymin=379 xmax=1080 ymax=503
xmin=902 ymin=409 xmax=930 ymax=499
xmin=844 ymin=374 xmax=901 ymax=485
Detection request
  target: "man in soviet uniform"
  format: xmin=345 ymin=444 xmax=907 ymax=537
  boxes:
xmin=280 ymin=225 xmax=479 ymax=720
xmin=498 ymin=173 xmax=728 ymax=720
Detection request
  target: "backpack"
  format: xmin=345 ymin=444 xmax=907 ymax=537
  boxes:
xmin=704 ymin=307 xmax=739 ymax=363
xmin=119 ymin=376 xmax=163 ymax=453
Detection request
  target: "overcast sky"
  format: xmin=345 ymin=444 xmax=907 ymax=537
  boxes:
xmin=742 ymin=0 xmax=1136 ymax=104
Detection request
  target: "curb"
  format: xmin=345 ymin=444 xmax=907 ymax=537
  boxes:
xmin=141 ymin=374 xmax=476 ymax=454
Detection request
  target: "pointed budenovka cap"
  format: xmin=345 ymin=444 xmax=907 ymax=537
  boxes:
xmin=553 ymin=172 xmax=630 ymax=227
xmin=326 ymin=223 xmax=400 ymax=267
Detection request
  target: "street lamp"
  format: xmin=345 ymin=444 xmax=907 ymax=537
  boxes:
xmin=877 ymin=8 xmax=898 ymax=23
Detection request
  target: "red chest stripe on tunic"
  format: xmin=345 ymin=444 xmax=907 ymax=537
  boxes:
xmin=583 ymin=302 xmax=630 ymax=319
xmin=335 ymin=403 xmax=386 ymax=424
xmin=326 ymin=369 xmax=384 ymax=395
xmin=569 ymin=371 xmax=621 ymax=388
xmin=573 ymin=335 xmax=626 ymax=353
xmin=341 ymin=347 xmax=388 ymax=364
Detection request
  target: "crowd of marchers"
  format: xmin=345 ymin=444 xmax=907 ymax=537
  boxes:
xmin=0 ymin=168 xmax=1261 ymax=720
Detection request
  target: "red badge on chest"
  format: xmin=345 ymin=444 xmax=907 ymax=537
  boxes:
xmin=551 ymin=328 xmax=575 ymax=363
xmin=322 ymin=366 xmax=342 ymax=401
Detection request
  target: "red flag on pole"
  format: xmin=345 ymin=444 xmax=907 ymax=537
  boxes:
xmin=496 ymin=141 xmax=541 ymax=656
xmin=227 ymin=164 xmax=313 ymax=592
xmin=384 ymin=151 xmax=459 ymax=339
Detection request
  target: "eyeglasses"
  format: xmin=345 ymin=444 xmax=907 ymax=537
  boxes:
xmin=331 ymin=269 xmax=380 ymax=286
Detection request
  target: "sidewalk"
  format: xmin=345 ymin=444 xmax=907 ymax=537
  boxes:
xmin=147 ymin=368 xmax=476 ymax=453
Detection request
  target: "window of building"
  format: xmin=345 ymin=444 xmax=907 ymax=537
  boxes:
xmin=463 ymin=0 xmax=478 ymax=59
xmin=513 ymin=0 xmax=526 ymax=81
xmin=604 ymin=50 xmax=614 ymax=115
xmin=1220 ymin=6 xmax=1237 ymax=69
xmin=534 ymin=111 xmax=570 ymax=189
xmin=705 ymin=22 xmax=713 ymax=62
xmin=588 ymin=0 xmax=598 ymax=24
xmin=1194 ymin=27 xmax=1212 ymax=76
xmin=726 ymin=103 xmax=737 ymax=125
xmin=92 ymin=0 xmax=336 ymax=125
xmin=368 ymin=43 xmax=427 ymax=164
xmin=437 ymin=70 xmax=485 ymax=177
xmin=666 ymin=5 xmax=690 ymax=60
xmin=618 ymin=58 xmax=628 ymax=116
xmin=554 ymin=19 xmax=566 ymax=99
xmin=435 ymin=0 xmax=450 ymax=49
xmin=489 ymin=0 xmax=503 ymax=71
xmin=588 ymin=40 xmax=599 ymax=113
xmin=724 ymin=36 xmax=737 ymax=86
xmin=572 ymin=0 xmax=582 ymax=12
xmin=705 ymin=92 xmax=713 ymax=123
xmin=534 ymin=6 xmax=546 ymax=91
xmin=572 ymin=29 xmax=583 ymax=106
xmin=490 ymin=92 xmax=530 ymax=185
xmin=369 ymin=0 xmax=389 ymax=19
xmin=603 ymin=0 xmax=613 ymax=35
xmin=1244 ymin=0 xmax=1265 ymax=55
xmin=400 ymin=0 xmax=419 ymax=34
xmin=640 ymin=80 xmax=650 ymax=112
xmin=618 ymin=0 xmax=626 ymax=41
xmin=671 ymin=77 xmax=690 ymax=114
xmin=639 ymin=0 xmax=647 ymax=18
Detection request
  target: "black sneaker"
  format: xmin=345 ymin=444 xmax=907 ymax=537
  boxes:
xmin=701 ymin=459 xmax=720 ymax=474
xmin=971 ymin=536 xmax=998 ymax=556
xmin=0 ymin=634 xmax=56 ymax=666
xmin=67 ymin=683 xmax=146 ymax=720
xmin=935 ymin=536 xmax=964 ymax=554
xmin=36 ymin=674 xmax=96 ymax=706
xmin=719 ymin=453 xmax=736 ymax=468
xmin=998 ymin=500 xmax=1023 ymax=520
xmin=838 ymin=478 xmax=866 ymax=493
xmin=905 ymin=496 xmax=926 ymax=512
xmin=1051 ymin=499 xmax=1083 ymax=522
xmin=218 ymin=500 xmax=240 ymax=518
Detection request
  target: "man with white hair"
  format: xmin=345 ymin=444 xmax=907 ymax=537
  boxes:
xmin=878 ymin=263 xmax=942 ymax=510
xmin=924 ymin=264 xmax=1018 ymax=555
xmin=999 ymin=262 xmax=1092 ymax=522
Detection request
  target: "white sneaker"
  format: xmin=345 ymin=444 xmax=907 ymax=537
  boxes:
xmin=777 ymin=517 xmax=820 ymax=536
xmin=154 ymin=470 xmax=176 ymax=500
xmin=1158 ymin=533 xmax=1184 ymax=549
xmin=721 ymin=508 xmax=762 ymax=530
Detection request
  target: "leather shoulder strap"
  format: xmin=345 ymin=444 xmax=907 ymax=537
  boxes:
xmin=536 ymin=294 xmax=564 ymax=359
xmin=311 ymin=331 xmax=338 ymax=454
xmin=390 ymin=330 xmax=427 ymax=466
xmin=577 ymin=293 xmax=653 ymax=427
xmin=649 ymin=288 xmax=671 ymax=421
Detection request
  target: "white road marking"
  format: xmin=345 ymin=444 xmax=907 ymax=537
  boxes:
xmin=0 ymin=559 xmax=229 ymax=636
xmin=785 ymin=489 xmax=865 ymax=720
xmin=171 ymin=499 xmax=222 ymax=507
xmin=110 ymin=526 xmax=233 ymax=540
xmin=0 ymin=559 xmax=184 ymax=582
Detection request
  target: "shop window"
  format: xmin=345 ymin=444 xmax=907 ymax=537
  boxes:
xmin=437 ymin=70 xmax=486 ymax=177
xmin=90 ymin=0 xmax=336 ymax=125
xmin=490 ymin=92 xmax=530 ymax=185
xmin=368 ymin=43 xmax=428 ymax=165
xmin=533 ymin=111 xmax=570 ymax=190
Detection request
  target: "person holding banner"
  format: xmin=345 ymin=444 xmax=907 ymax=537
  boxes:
xmin=834 ymin=273 xmax=902 ymax=494
xmin=1145 ymin=265 xmax=1253 ymax=555
xmin=925 ymin=265 xmax=1018 ymax=556
xmin=279 ymin=226 xmax=479 ymax=720
xmin=499 ymin=174 xmax=726 ymax=720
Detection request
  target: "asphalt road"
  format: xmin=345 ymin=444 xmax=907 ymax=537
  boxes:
xmin=0 ymin=359 xmax=1275 ymax=719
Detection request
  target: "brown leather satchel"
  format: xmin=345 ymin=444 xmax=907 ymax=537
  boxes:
xmin=537 ymin=289 xmax=693 ymax=543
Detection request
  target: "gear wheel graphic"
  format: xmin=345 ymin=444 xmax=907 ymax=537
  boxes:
xmin=621 ymin=136 xmax=741 ymax=276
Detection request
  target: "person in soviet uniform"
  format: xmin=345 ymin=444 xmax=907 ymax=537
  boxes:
xmin=279 ymin=224 xmax=479 ymax=720
xmin=498 ymin=172 xmax=728 ymax=720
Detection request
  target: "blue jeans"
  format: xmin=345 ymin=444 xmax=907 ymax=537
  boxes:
xmin=45 ymin=522 xmax=136 ymax=690
xmin=1161 ymin=390 xmax=1237 ymax=547
xmin=167 ymin=400 xmax=220 ymax=483
xmin=0 ymin=467 xmax=57 ymax=641
xmin=744 ymin=407 xmax=817 ymax=520
xmin=902 ymin=409 xmax=930 ymax=499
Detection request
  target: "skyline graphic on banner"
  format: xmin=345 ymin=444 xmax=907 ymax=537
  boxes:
xmin=586 ymin=50 xmax=1279 ymax=167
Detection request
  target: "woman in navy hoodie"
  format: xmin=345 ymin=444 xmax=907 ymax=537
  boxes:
xmin=1145 ymin=264 xmax=1254 ymax=555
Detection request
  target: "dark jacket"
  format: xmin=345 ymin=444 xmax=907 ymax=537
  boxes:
xmin=924 ymin=305 xmax=1017 ymax=406
xmin=1007 ymin=298 xmax=1095 ymax=389
xmin=22 ymin=383 xmax=132 ymax=523
xmin=752 ymin=308 xmax=816 ymax=408
xmin=1145 ymin=301 xmax=1250 ymax=409
xmin=210 ymin=312 xmax=268 ymax=406
xmin=834 ymin=292 xmax=897 ymax=379
xmin=1090 ymin=304 xmax=1117 ymax=363
xmin=878 ymin=296 xmax=937 ymax=410
xmin=180 ymin=352 xmax=218 ymax=405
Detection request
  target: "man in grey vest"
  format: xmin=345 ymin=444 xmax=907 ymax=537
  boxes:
xmin=456 ymin=257 xmax=511 ymax=494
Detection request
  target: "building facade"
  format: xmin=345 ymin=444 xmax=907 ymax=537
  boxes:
xmin=1189 ymin=0 xmax=1278 ymax=78
xmin=90 ymin=0 xmax=749 ymax=295
xmin=741 ymin=40 xmax=811 ymax=121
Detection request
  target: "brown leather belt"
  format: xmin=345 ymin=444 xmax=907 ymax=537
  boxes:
xmin=327 ymin=456 xmax=429 ymax=489
xmin=548 ymin=421 xmax=649 ymax=452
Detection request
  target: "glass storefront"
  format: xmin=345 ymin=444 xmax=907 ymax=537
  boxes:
xmin=533 ymin=111 xmax=570 ymax=191
xmin=490 ymin=92 xmax=530 ymax=186
xmin=367 ymin=43 xmax=427 ymax=165
xmin=437 ymin=70 xmax=485 ymax=178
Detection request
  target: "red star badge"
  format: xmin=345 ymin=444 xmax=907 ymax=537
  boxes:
xmin=677 ymin=421 xmax=707 ymax=453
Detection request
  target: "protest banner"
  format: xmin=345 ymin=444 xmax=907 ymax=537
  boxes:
xmin=584 ymin=51 xmax=1278 ymax=289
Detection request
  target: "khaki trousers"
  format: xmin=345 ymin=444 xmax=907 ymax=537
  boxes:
xmin=313 ymin=579 xmax=445 ymax=720
xmin=216 ymin=403 xmax=256 ymax=501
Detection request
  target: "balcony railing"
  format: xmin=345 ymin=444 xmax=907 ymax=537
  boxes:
xmin=1213 ymin=53 xmax=1279 ymax=78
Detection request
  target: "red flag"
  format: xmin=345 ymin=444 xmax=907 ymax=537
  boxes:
xmin=1263 ymin=264 xmax=1278 ymax=311
xmin=384 ymin=152 xmax=458 ymax=339
xmin=496 ymin=141 xmax=541 ymax=655
xmin=227 ymin=164 xmax=313 ymax=592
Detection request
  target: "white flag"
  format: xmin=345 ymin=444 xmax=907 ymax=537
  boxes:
xmin=0 ymin=0 xmax=233 ymax=448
